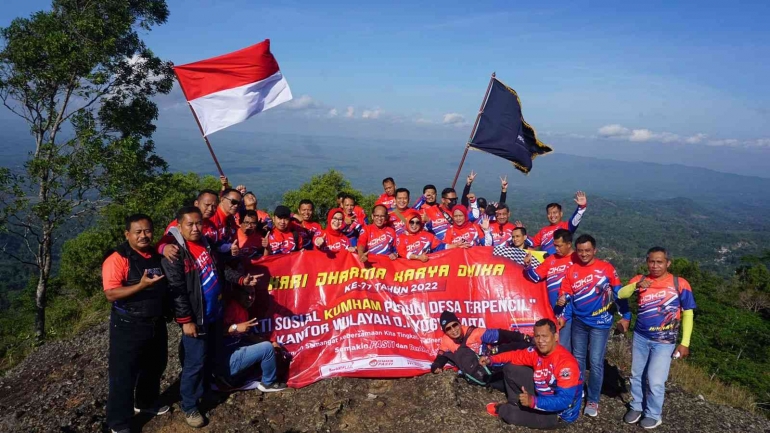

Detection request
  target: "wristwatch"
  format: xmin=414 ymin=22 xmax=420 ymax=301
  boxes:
xmin=230 ymin=324 xmax=238 ymax=333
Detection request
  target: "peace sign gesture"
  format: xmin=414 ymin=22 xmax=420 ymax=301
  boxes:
xmin=466 ymin=170 xmax=477 ymax=185
xmin=500 ymin=175 xmax=508 ymax=192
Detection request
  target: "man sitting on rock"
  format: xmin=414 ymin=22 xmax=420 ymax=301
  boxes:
xmin=431 ymin=311 xmax=530 ymax=392
xmin=481 ymin=318 xmax=583 ymax=429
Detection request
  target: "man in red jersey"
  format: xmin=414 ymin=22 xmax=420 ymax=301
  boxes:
xmin=531 ymin=191 xmax=587 ymax=255
xmin=159 ymin=190 xmax=219 ymax=262
xmin=482 ymin=319 xmax=583 ymax=428
xmin=358 ymin=204 xmax=398 ymax=262
xmin=209 ymin=188 xmax=242 ymax=253
xmin=387 ymin=188 xmax=413 ymax=235
xmin=375 ymin=177 xmax=397 ymax=211
xmin=265 ymin=206 xmax=311 ymax=255
xmin=297 ymin=199 xmax=322 ymax=238
xmin=489 ymin=204 xmax=521 ymax=247
xmin=231 ymin=211 xmax=264 ymax=267
xmin=559 ymin=234 xmax=630 ymax=418
xmin=423 ymin=187 xmax=457 ymax=240
xmin=338 ymin=193 xmax=368 ymax=226
xmin=524 ymin=229 xmax=577 ymax=351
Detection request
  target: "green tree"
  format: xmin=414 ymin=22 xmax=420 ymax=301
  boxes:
xmin=0 ymin=0 xmax=174 ymax=341
xmin=283 ymin=169 xmax=377 ymax=225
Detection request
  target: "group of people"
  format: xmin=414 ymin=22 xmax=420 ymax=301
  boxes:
xmin=102 ymin=172 xmax=696 ymax=432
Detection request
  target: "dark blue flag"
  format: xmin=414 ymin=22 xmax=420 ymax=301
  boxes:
xmin=469 ymin=78 xmax=552 ymax=174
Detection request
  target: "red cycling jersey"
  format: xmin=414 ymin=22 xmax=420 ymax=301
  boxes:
xmin=376 ymin=193 xmax=397 ymax=212
xmin=209 ymin=206 xmax=238 ymax=245
xmin=359 ymin=224 xmax=397 ymax=255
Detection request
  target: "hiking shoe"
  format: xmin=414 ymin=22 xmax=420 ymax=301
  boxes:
xmin=257 ymin=381 xmax=287 ymax=393
xmin=584 ymin=402 xmax=599 ymax=417
xmin=623 ymin=408 xmax=643 ymax=424
xmin=486 ymin=402 xmax=499 ymax=417
xmin=640 ymin=417 xmax=662 ymax=429
xmin=134 ymin=405 xmax=170 ymax=416
xmin=184 ymin=409 xmax=205 ymax=428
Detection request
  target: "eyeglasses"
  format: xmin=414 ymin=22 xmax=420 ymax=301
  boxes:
xmin=444 ymin=322 xmax=460 ymax=332
xmin=408 ymin=219 xmax=421 ymax=225
xmin=225 ymin=197 xmax=241 ymax=206
xmin=332 ymin=217 xmax=344 ymax=222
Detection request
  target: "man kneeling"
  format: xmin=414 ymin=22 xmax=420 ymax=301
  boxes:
xmin=481 ymin=319 xmax=583 ymax=429
xmin=218 ymin=286 xmax=287 ymax=392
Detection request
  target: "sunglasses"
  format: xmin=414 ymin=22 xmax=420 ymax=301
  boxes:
xmin=225 ymin=197 xmax=241 ymax=206
xmin=408 ymin=219 xmax=421 ymax=225
xmin=444 ymin=322 xmax=460 ymax=332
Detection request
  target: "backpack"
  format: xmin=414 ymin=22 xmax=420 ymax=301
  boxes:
xmin=443 ymin=326 xmax=492 ymax=386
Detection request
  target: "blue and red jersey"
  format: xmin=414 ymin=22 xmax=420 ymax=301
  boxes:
xmin=266 ymin=225 xmax=311 ymax=255
xmin=375 ymin=193 xmax=396 ymax=212
xmin=396 ymin=231 xmax=445 ymax=258
xmin=629 ymin=274 xmax=696 ymax=343
xmin=423 ymin=205 xmax=452 ymax=240
xmin=489 ymin=222 xmax=518 ymax=247
xmin=560 ymin=259 xmax=630 ymax=328
xmin=531 ymin=205 xmax=586 ymax=255
xmin=388 ymin=211 xmax=408 ymax=236
xmin=444 ymin=223 xmax=486 ymax=247
xmin=359 ymin=224 xmax=397 ymax=256
xmin=186 ymin=240 xmax=223 ymax=324
xmin=491 ymin=346 xmax=583 ymax=423
xmin=209 ymin=206 xmax=238 ymax=252
xmin=300 ymin=220 xmax=323 ymax=239
xmin=526 ymin=252 xmax=578 ymax=321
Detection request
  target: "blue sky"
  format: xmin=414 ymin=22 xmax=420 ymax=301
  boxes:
xmin=2 ymin=0 xmax=769 ymax=176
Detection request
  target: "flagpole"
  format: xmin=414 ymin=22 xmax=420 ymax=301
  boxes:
xmin=173 ymin=71 xmax=226 ymax=177
xmin=451 ymin=72 xmax=496 ymax=189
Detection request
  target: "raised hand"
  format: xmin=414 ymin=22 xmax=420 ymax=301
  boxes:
xmin=235 ymin=318 xmax=259 ymax=333
xmin=230 ymin=239 xmax=240 ymax=257
xmin=479 ymin=214 xmax=490 ymax=231
xmin=235 ymin=184 xmax=247 ymax=195
xmin=514 ymin=220 xmax=524 ymax=228
xmin=261 ymin=236 xmax=269 ymax=248
xmin=500 ymin=175 xmax=508 ymax=191
xmin=219 ymin=175 xmax=229 ymax=188
xmin=466 ymin=170 xmax=477 ymax=185
xmin=574 ymin=191 xmax=587 ymax=207
xmin=243 ymin=273 xmax=264 ymax=286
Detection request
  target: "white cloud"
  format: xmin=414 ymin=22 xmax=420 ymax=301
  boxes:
xmin=345 ymin=106 xmax=355 ymax=118
xmin=362 ymin=108 xmax=381 ymax=119
xmin=327 ymin=108 xmax=338 ymax=118
xmin=283 ymin=94 xmax=321 ymax=110
xmin=598 ymin=124 xmax=769 ymax=148
xmin=442 ymin=113 xmax=466 ymax=125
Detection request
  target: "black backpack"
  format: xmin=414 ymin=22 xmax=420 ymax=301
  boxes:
xmin=443 ymin=326 xmax=492 ymax=386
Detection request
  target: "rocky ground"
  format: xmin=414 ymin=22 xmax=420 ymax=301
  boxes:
xmin=1 ymin=321 xmax=768 ymax=433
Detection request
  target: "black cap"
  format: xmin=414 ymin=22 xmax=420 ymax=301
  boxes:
xmin=439 ymin=310 xmax=459 ymax=330
xmin=274 ymin=205 xmax=292 ymax=219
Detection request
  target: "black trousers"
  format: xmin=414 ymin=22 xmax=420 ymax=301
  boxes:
xmin=106 ymin=312 xmax=168 ymax=430
xmin=498 ymin=364 xmax=559 ymax=429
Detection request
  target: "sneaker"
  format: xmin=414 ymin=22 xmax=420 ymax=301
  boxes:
xmin=584 ymin=402 xmax=599 ymax=417
xmin=623 ymin=409 xmax=643 ymax=424
xmin=257 ymin=381 xmax=287 ymax=393
xmin=640 ymin=417 xmax=662 ymax=429
xmin=184 ymin=409 xmax=205 ymax=428
xmin=486 ymin=402 xmax=499 ymax=417
xmin=134 ymin=405 xmax=170 ymax=416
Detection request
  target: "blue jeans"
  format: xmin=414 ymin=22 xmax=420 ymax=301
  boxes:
xmin=571 ymin=318 xmax=611 ymax=404
xmin=630 ymin=333 xmax=676 ymax=421
xmin=180 ymin=322 xmax=221 ymax=413
xmin=221 ymin=340 xmax=277 ymax=385
xmin=559 ymin=319 xmax=572 ymax=353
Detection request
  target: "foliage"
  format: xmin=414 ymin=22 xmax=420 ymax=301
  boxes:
xmin=0 ymin=0 xmax=173 ymax=340
xmin=283 ymin=169 xmax=377 ymax=226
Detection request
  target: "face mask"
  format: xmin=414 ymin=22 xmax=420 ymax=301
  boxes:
xmin=447 ymin=198 xmax=458 ymax=209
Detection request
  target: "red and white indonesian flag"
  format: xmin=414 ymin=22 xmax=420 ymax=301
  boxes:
xmin=174 ymin=39 xmax=293 ymax=136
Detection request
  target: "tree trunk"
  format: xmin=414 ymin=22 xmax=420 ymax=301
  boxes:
xmin=34 ymin=230 xmax=52 ymax=344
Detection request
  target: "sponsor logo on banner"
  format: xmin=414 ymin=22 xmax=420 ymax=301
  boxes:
xmin=320 ymin=356 xmax=432 ymax=377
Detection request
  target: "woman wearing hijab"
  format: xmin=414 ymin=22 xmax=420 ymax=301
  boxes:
xmin=396 ymin=209 xmax=454 ymax=262
xmin=314 ymin=208 xmax=357 ymax=253
xmin=444 ymin=204 xmax=492 ymax=248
